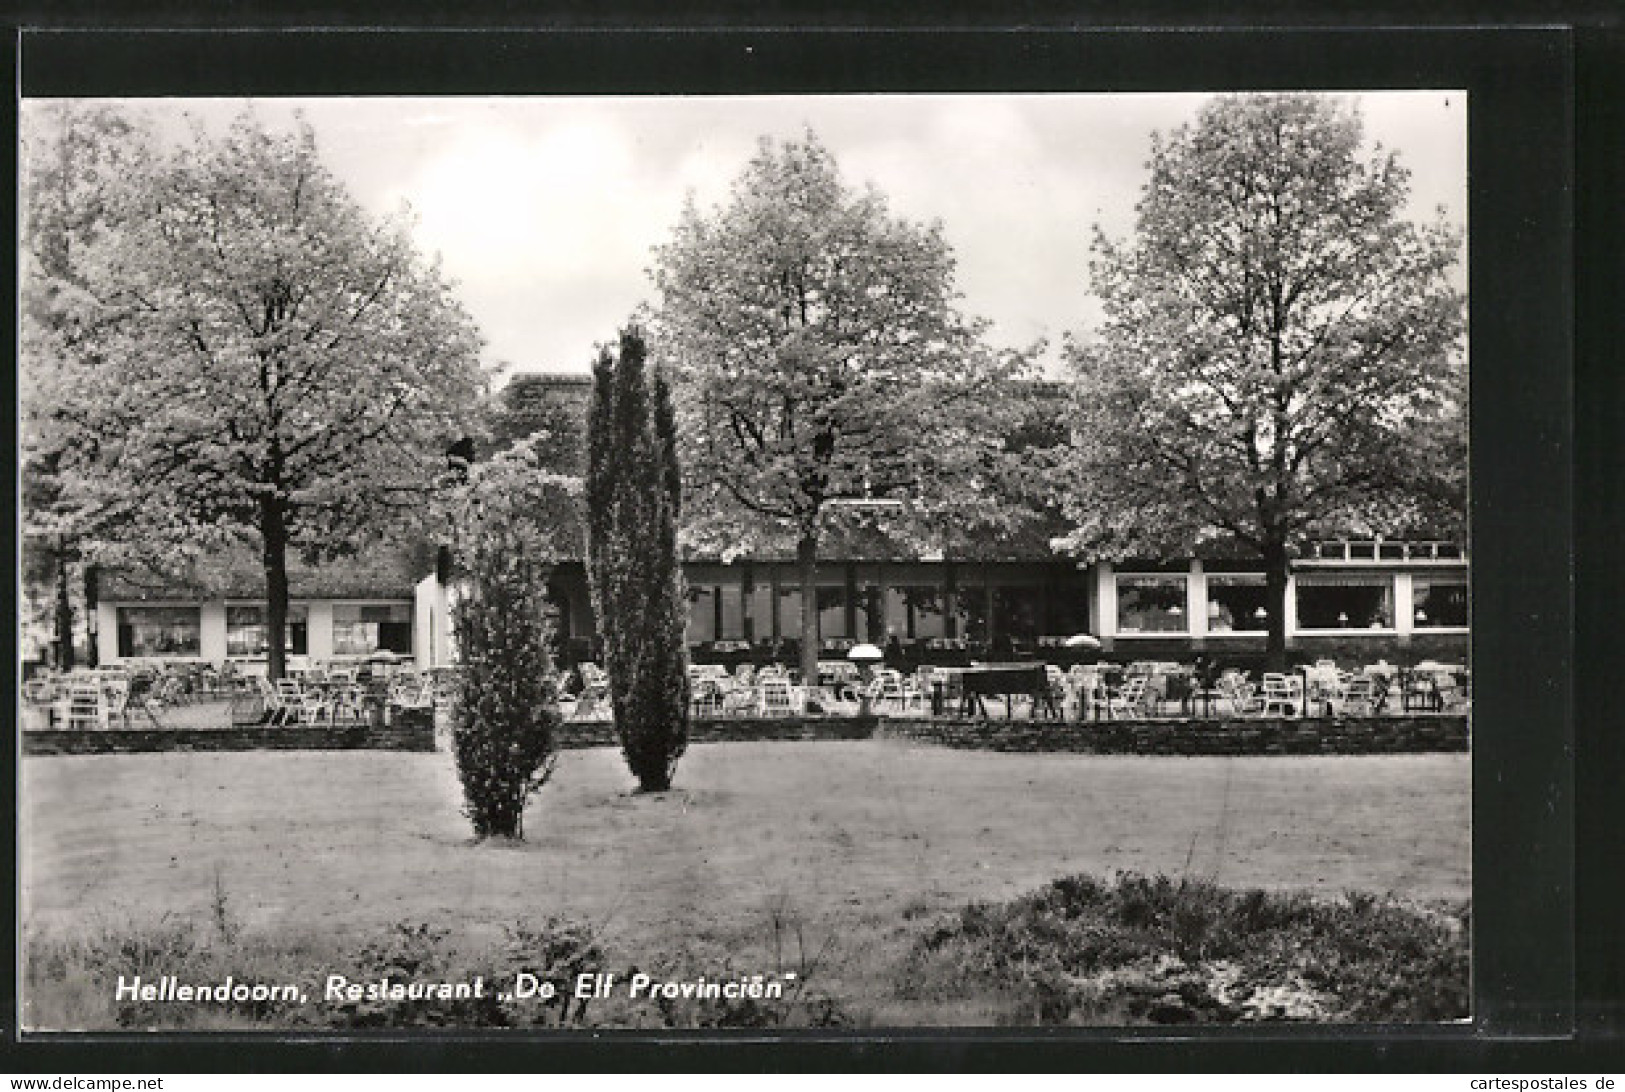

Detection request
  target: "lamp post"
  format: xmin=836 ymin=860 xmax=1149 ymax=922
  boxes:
xmin=848 ymin=642 xmax=882 ymax=718
xmin=1064 ymin=633 xmax=1102 ymax=721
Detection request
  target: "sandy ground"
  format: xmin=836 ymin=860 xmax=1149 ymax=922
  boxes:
xmin=23 ymin=742 xmax=1469 ymax=951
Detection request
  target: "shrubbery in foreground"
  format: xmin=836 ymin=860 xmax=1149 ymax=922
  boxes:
xmin=24 ymin=872 xmax=1467 ymax=1030
xmin=898 ymin=872 xmax=1469 ymax=1024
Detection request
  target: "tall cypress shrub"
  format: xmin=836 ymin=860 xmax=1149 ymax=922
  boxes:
xmin=450 ymin=528 xmax=562 ymax=839
xmin=586 ymin=327 xmax=690 ymax=793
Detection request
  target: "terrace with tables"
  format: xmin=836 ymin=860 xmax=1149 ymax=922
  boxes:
xmin=552 ymin=655 xmax=1471 ymax=724
xmin=19 ymin=656 xmax=454 ymax=734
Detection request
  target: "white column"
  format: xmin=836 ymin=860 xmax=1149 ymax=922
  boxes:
xmin=1095 ymin=562 xmax=1117 ymax=638
xmin=97 ymin=602 xmax=120 ymax=663
xmin=307 ymin=601 xmax=335 ymax=661
xmin=1186 ymin=560 xmax=1207 ymax=638
xmin=1394 ymin=572 xmax=1415 ymax=636
xmin=1284 ymin=572 xmax=1299 ymax=644
xmin=199 ymin=602 xmax=228 ymax=664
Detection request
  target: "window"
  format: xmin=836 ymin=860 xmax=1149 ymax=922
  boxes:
xmin=993 ymin=586 xmax=1043 ymax=641
xmin=686 ymin=586 xmax=717 ymax=644
xmin=749 ymin=585 xmax=774 ymax=640
xmin=888 ymin=585 xmax=945 ymax=640
xmin=776 ymin=585 xmax=803 ymax=641
xmin=857 ymin=584 xmax=883 ymax=641
xmin=817 ymin=586 xmax=848 ymax=639
xmin=1412 ymin=578 xmax=1468 ymax=628
xmin=718 ymin=585 xmax=745 ymax=640
xmin=225 ymin=604 xmax=308 ymax=657
xmin=958 ymin=586 xmax=989 ymax=642
xmin=332 ymin=603 xmax=413 ymax=655
xmin=1295 ymin=576 xmax=1394 ymax=630
xmin=117 ymin=606 xmax=201 ymax=658
xmin=1206 ymin=575 xmax=1268 ymax=633
xmin=1116 ymin=575 xmax=1188 ymax=634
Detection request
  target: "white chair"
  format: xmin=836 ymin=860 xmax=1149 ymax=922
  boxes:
xmin=758 ymin=676 xmax=804 ymax=717
xmin=1092 ymin=676 xmax=1148 ymax=719
xmin=1260 ymin=673 xmax=1303 ymax=717
xmin=1217 ymin=672 xmax=1262 ymax=716
xmin=1328 ymin=674 xmax=1377 ymax=716
xmin=65 ymin=682 xmax=111 ymax=731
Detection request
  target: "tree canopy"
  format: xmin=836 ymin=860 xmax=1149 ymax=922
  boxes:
xmin=650 ymin=132 xmax=1024 ymax=678
xmin=1058 ymin=94 xmax=1465 ymax=665
xmin=49 ymin=109 xmax=486 ymax=676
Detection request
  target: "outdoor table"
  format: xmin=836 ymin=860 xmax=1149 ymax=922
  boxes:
xmin=1183 ymin=686 xmax=1221 ymax=718
xmin=954 ymin=664 xmax=1056 ymax=720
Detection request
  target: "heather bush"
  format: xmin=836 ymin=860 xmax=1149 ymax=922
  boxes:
xmin=899 ymin=872 xmax=1469 ymax=1025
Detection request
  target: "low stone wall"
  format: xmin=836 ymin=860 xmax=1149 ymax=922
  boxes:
xmin=555 ymin=716 xmax=879 ymax=750
xmin=880 ymin=714 xmax=1468 ymax=755
xmin=23 ymin=709 xmax=1465 ymax=758
xmin=22 ymin=708 xmax=436 ymax=756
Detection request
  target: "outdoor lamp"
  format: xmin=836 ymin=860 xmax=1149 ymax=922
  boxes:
xmin=848 ymin=643 xmax=883 ymax=718
xmin=1415 ymin=609 xmax=1429 ymax=623
xmin=1337 ymin=611 xmax=1350 ymax=626
xmin=1254 ymin=606 xmax=1268 ymax=619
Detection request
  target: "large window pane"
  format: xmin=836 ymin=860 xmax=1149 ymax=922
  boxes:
xmin=958 ymin=587 xmax=989 ymax=642
xmin=686 ymin=586 xmax=717 ymax=644
xmin=1116 ymin=575 xmax=1188 ymax=633
xmin=1295 ymin=578 xmax=1394 ymax=630
xmin=1206 ymin=575 xmax=1267 ymax=633
xmin=890 ymin=585 xmax=945 ymax=640
xmin=817 ymin=586 xmax=847 ymax=640
xmin=226 ymin=604 xmax=308 ymax=657
xmin=993 ymin=586 xmax=1043 ymax=640
xmin=333 ymin=602 xmax=413 ymax=655
xmin=718 ymin=583 xmax=745 ymax=640
xmin=1413 ymin=578 xmax=1468 ymax=628
xmin=117 ymin=607 xmax=201 ymax=658
xmin=749 ymin=585 xmax=774 ymax=641
xmin=1049 ymin=586 xmax=1091 ymax=638
xmin=777 ymin=586 xmax=803 ymax=641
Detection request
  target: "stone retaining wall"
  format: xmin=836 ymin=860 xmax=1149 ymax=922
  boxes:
xmin=555 ymin=716 xmax=878 ymax=750
xmin=23 ymin=709 xmax=1464 ymax=757
xmin=880 ymin=715 xmax=1468 ymax=755
xmin=22 ymin=708 xmax=436 ymax=756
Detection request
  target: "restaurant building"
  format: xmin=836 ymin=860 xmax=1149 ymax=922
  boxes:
xmin=91 ymin=372 xmax=1468 ymax=672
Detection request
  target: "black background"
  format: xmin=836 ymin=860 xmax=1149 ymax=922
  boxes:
xmin=4 ymin=5 xmax=1618 ymax=1073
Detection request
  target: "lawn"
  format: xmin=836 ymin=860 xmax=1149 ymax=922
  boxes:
xmin=21 ymin=740 xmax=1469 ymax=1026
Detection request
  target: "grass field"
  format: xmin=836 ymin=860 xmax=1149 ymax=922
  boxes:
xmin=21 ymin=740 xmax=1470 ymax=1026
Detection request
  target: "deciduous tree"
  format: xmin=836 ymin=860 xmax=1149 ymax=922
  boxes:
xmin=59 ymin=110 xmax=485 ymax=677
xmin=1058 ymin=94 xmax=1465 ymax=668
xmin=20 ymin=102 xmax=162 ymax=667
xmin=650 ymin=132 xmax=1020 ymax=681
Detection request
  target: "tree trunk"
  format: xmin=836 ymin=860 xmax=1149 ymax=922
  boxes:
xmin=84 ymin=564 xmax=100 ymax=668
xmin=261 ymin=499 xmax=291 ymax=680
xmin=1263 ymin=536 xmax=1290 ymax=673
xmin=54 ymin=546 xmax=75 ymax=671
xmin=797 ymin=531 xmax=819 ymax=686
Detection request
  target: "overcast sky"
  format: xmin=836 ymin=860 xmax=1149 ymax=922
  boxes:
xmin=49 ymin=92 xmax=1466 ymax=381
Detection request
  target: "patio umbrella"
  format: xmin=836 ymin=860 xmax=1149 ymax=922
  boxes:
xmin=847 ymin=643 xmax=884 ymax=663
xmin=1063 ymin=634 xmax=1102 ymax=650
